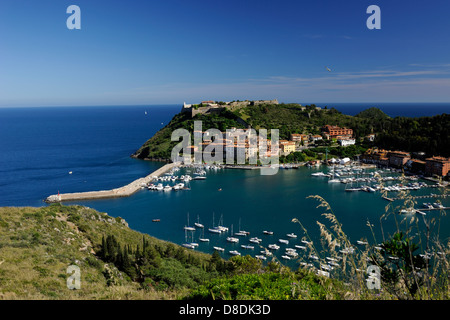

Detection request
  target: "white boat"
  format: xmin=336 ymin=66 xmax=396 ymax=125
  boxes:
xmin=208 ymin=228 xmax=222 ymax=234
xmin=268 ymin=244 xmax=280 ymax=250
xmin=227 ymin=236 xmax=239 ymax=243
xmin=194 ymin=215 xmax=204 ymax=228
xmin=227 ymin=224 xmax=239 ymax=243
xmin=182 ymin=243 xmax=195 ymax=249
xmin=249 ymin=237 xmax=262 ymax=244
xmin=295 ymin=245 xmax=306 ymax=250
xmin=301 ymin=240 xmax=311 ymax=245
xmin=309 ymin=255 xmax=319 ymax=260
xmin=281 ymin=255 xmax=291 ymax=260
xmin=189 ymin=242 xmax=199 ymax=247
xmin=199 ymin=238 xmax=210 ymax=242
xmin=255 ymin=255 xmax=267 ymax=260
xmin=229 ymin=250 xmax=241 ymax=256
xmin=156 ymin=183 xmax=164 ymax=191
xmin=278 ymin=239 xmax=289 ymax=244
xmin=213 ymin=246 xmax=225 ymax=252
xmin=263 ymin=231 xmax=274 ymax=235
xmin=184 ymin=213 xmax=196 ymax=231
xmin=163 ymin=185 xmax=172 ymax=191
xmin=286 ymin=233 xmax=297 ymax=238
xmin=241 ymin=245 xmax=254 ymax=250
xmin=356 ymin=240 xmax=368 ymax=245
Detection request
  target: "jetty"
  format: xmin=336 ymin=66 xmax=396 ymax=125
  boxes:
xmin=45 ymin=162 xmax=181 ymax=203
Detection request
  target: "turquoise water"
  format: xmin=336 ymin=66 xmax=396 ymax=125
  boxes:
xmin=66 ymin=165 xmax=449 ymax=267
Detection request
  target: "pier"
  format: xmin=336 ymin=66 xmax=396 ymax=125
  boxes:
xmin=383 ymin=193 xmax=449 ymax=201
xmin=45 ymin=162 xmax=181 ymax=203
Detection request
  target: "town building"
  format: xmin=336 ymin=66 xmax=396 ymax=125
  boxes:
xmin=337 ymin=138 xmax=356 ymax=147
xmin=322 ymin=125 xmax=353 ymax=140
xmin=388 ymin=151 xmax=411 ymax=168
xmin=425 ymin=156 xmax=450 ymax=177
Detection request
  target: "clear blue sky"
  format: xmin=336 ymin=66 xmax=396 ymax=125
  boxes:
xmin=1 ymin=0 xmax=450 ymax=106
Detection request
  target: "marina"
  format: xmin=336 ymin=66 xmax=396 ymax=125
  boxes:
xmin=60 ymin=161 xmax=449 ymax=271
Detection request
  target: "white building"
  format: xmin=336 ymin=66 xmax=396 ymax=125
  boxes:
xmin=338 ymin=138 xmax=355 ymax=147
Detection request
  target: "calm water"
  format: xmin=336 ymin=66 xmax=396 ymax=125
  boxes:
xmin=0 ymin=104 xmax=449 ymax=267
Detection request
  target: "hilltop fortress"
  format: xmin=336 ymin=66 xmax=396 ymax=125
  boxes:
xmin=181 ymin=99 xmax=279 ymax=117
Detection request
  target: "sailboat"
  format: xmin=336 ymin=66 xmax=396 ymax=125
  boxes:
xmin=208 ymin=212 xmax=222 ymax=233
xmin=183 ymin=213 xmax=196 ymax=231
xmin=226 ymin=224 xmax=239 ymax=243
xmin=328 ymin=166 xmax=340 ymax=183
xmin=345 ymin=179 xmax=361 ymax=192
xmin=199 ymin=227 xmax=210 ymax=242
xmin=235 ymin=218 xmax=249 ymax=236
xmin=194 ymin=215 xmax=204 ymax=228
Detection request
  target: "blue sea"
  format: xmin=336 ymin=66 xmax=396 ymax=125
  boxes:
xmin=0 ymin=103 xmax=449 ymax=267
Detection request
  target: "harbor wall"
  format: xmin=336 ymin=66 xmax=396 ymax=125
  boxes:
xmin=45 ymin=162 xmax=180 ymax=203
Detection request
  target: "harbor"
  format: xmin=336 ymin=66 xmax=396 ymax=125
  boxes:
xmin=45 ymin=162 xmax=181 ymax=202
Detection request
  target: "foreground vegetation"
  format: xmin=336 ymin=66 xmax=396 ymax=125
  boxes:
xmin=1 ymin=182 xmax=449 ymax=300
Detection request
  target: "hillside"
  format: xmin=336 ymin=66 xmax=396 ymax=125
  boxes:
xmin=0 ymin=204 xmax=214 ymax=299
xmin=0 ymin=204 xmax=348 ymax=300
xmin=133 ymin=102 xmax=450 ymax=161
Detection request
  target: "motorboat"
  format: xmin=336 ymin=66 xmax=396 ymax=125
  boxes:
xmin=286 ymin=233 xmax=297 ymax=238
xmin=278 ymin=239 xmax=289 ymax=244
xmin=263 ymin=231 xmax=274 ymax=235
xmin=213 ymin=246 xmax=224 ymax=252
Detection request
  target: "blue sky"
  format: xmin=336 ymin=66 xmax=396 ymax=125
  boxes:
xmin=1 ymin=0 xmax=450 ymax=106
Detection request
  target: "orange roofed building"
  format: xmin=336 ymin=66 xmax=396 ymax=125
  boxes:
xmin=425 ymin=156 xmax=450 ymax=177
xmin=321 ymin=125 xmax=353 ymax=140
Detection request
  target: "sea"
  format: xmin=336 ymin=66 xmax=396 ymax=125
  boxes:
xmin=1 ymin=103 xmax=449 ymax=268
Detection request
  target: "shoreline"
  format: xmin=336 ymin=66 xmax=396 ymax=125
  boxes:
xmin=45 ymin=162 xmax=181 ymax=203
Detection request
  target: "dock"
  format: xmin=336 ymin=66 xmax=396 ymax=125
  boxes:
xmin=45 ymin=162 xmax=181 ymax=203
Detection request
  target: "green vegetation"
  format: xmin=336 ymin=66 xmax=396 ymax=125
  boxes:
xmin=133 ymin=102 xmax=449 ymax=162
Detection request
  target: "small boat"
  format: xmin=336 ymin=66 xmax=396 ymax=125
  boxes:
xmin=229 ymin=250 xmax=241 ymax=256
xmin=194 ymin=215 xmax=204 ymax=228
xmin=241 ymin=245 xmax=254 ymax=250
xmin=281 ymin=255 xmax=291 ymax=260
xmin=278 ymin=239 xmax=289 ymax=244
xmin=208 ymin=228 xmax=222 ymax=234
xmin=301 ymin=240 xmax=311 ymax=245
xmin=249 ymin=237 xmax=262 ymax=244
xmin=199 ymin=238 xmax=210 ymax=242
xmin=309 ymin=255 xmax=319 ymax=260
xmin=152 ymin=219 xmax=161 ymax=222
xmin=163 ymin=185 xmax=172 ymax=191
xmin=227 ymin=236 xmax=239 ymax=243
xmin=255 ymin=255 xmax=267 ymax=260
xmin=268 ymin=244 xmax=280 ymax=250
xmin=294 ymin=245 xmax=306 ymax=250
xmin=182 ymin=243 xmax=195 ymax=249
xmin=184 ymin=226 xmax=196 ymax=231
xmin=213 ymin=246 xmax=225 ymax=252
xmin=189 ymin=242 xmax=199 ymax=248
xmin=263 ymin=230 xmax=274 ymax=235
xmin=356 ymin=240 xmax=368 ymax=245
xmin=286 ymin=233 xmax=297 ymax=238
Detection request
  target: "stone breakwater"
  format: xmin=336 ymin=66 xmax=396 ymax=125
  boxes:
xmin=45 ymin=162 xmax=180 ymax=203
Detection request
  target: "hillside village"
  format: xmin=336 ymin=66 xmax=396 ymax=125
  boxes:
xmin=178 ymin=100 xmax=450 ymax=179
